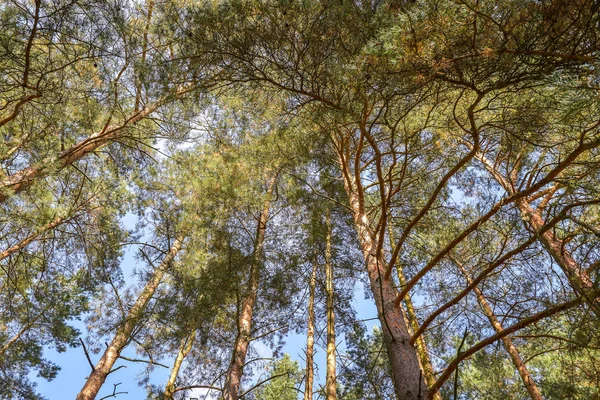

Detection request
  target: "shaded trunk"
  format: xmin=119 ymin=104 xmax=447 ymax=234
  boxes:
xmin=388 ymin=229 xmax=440 ymax=400
xmin=76 ymin=235 xmax=184 ymax=400
xmin=337 ymin=153 xmax=428 ymax=400
xmin=222 ymin=178 xmax=276 ymax=400
xmin=453 ymin=258 xmax=543 ymax=400
xmin=304 ymin=250 xmax=318 ymax=400
xmin=325 ymin=210 xmax=337 ymax=400
xmin=164 ymin=330 xmax=196 ymax=400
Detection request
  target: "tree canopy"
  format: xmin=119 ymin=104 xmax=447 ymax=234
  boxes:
xmin=1 ymin=0 xmax=599 ymax=399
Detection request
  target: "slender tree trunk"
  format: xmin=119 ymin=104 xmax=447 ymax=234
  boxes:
xmin=304 ymin=249 xmax=318 ymax=400
xmin=337 ymin=151 xmax=428 ymax=400
xmin=222 ymin=177 xmax=276 ymax=400
xmin=325 ymin=210 xmax=337 ymax=400
xmin=474 ymin=151 xmax=600 ymax=317
xmin=452 ymin=258 xmax=544 ymax=400
xmin=76 ymin=235 xmax=184 ymax=400
xmin=388 ymin=229 xmax=440 ymax=400
xmin=164 ymin=330 xmax=196 ymax=400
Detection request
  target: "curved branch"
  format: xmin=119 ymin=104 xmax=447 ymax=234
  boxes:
xmin=172 ymin=385 xmax=222 ymax=394
xmin=429 ymin=297 xmax=583 ymax=397
xmin=0 ymin=81 xmax=200 ymax=203
xmin=396 ymin=134 xmax=600 ymax=304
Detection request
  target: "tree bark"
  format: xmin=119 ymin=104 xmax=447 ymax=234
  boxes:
xmin=388 ymin=229 xmax=440 ymax=400
xmin=325 ymin=209 xmax=337 ymax=400
xmin=76 ymin=235 xmax=184 ymax=400
xmin=304 ymin=249 xmax=318 ymax=400
xmin=164 ymin=330 xmax=196 ymax=400
xmin=337 ymin=149 xmax=428 ymax=400
xmin=452 ymin=257 xmax=544 ymax=400
xmin=222 ymin=177 xmax=276 ymax=400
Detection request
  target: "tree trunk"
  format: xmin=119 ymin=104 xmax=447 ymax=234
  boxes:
xmin=76 ymin=235 xmax=184 ymax=400
xmin=452 ymin=258 xmax=544 ymax=400
xmin=222 ymin=177 xmax=276 ymax=400
xmin=304 ymin=250 xmax=318 ymax=400
xmin=325 ymin=210 xmax=337 ymax=400
xmin=164 ymin=330 xmax=196 ymax=400
xmin=337 ymin=152 xmax=428 ymax=400
xmin=388 ymin=229 xmax=440 ymax=400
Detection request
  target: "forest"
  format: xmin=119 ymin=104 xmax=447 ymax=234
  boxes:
xmin=1 ymin=0 xmax=599 ymax=399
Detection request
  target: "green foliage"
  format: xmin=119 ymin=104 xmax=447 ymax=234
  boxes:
xmin=253 ymin=354 xmax=303 ymax=400
xmin=339 ymin=325 xmax=397 ymax=400
xmin=1 ymin=1 xmax=600 ymax=399
xmin=458 ymin=349 xmax=529 ymax=400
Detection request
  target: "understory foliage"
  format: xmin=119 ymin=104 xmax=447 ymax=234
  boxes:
xmin=1 ymin=0 xmax=599 ymax=399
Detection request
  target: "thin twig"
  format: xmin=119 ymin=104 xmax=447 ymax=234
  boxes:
xmin=98 ymin=383 xmax=128 ymax=400
xmin=453 ymin=327 xmax=468 ymax=400
xmin=79 ymin=338 xmax=95 ymax=372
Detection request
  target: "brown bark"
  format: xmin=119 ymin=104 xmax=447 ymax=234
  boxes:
xmin=336 ymin=147 xmax=428 ymax=400
xmin=76 ymin=235 xmax=184 ymax=400
xmin=164 ymin=330 xmax=196 ymax=400
xmin=304 ymin=250 xmax=318 ymax=400
xmin=452 ymin=258 xmax=544 ymax=400
xmin=325 ymin=210 xmax=337 ymax=400
xmin=388 ymin=229 xmax=440 ymax=400
xmin=222 ymin=177 xmax=276 ymax=400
